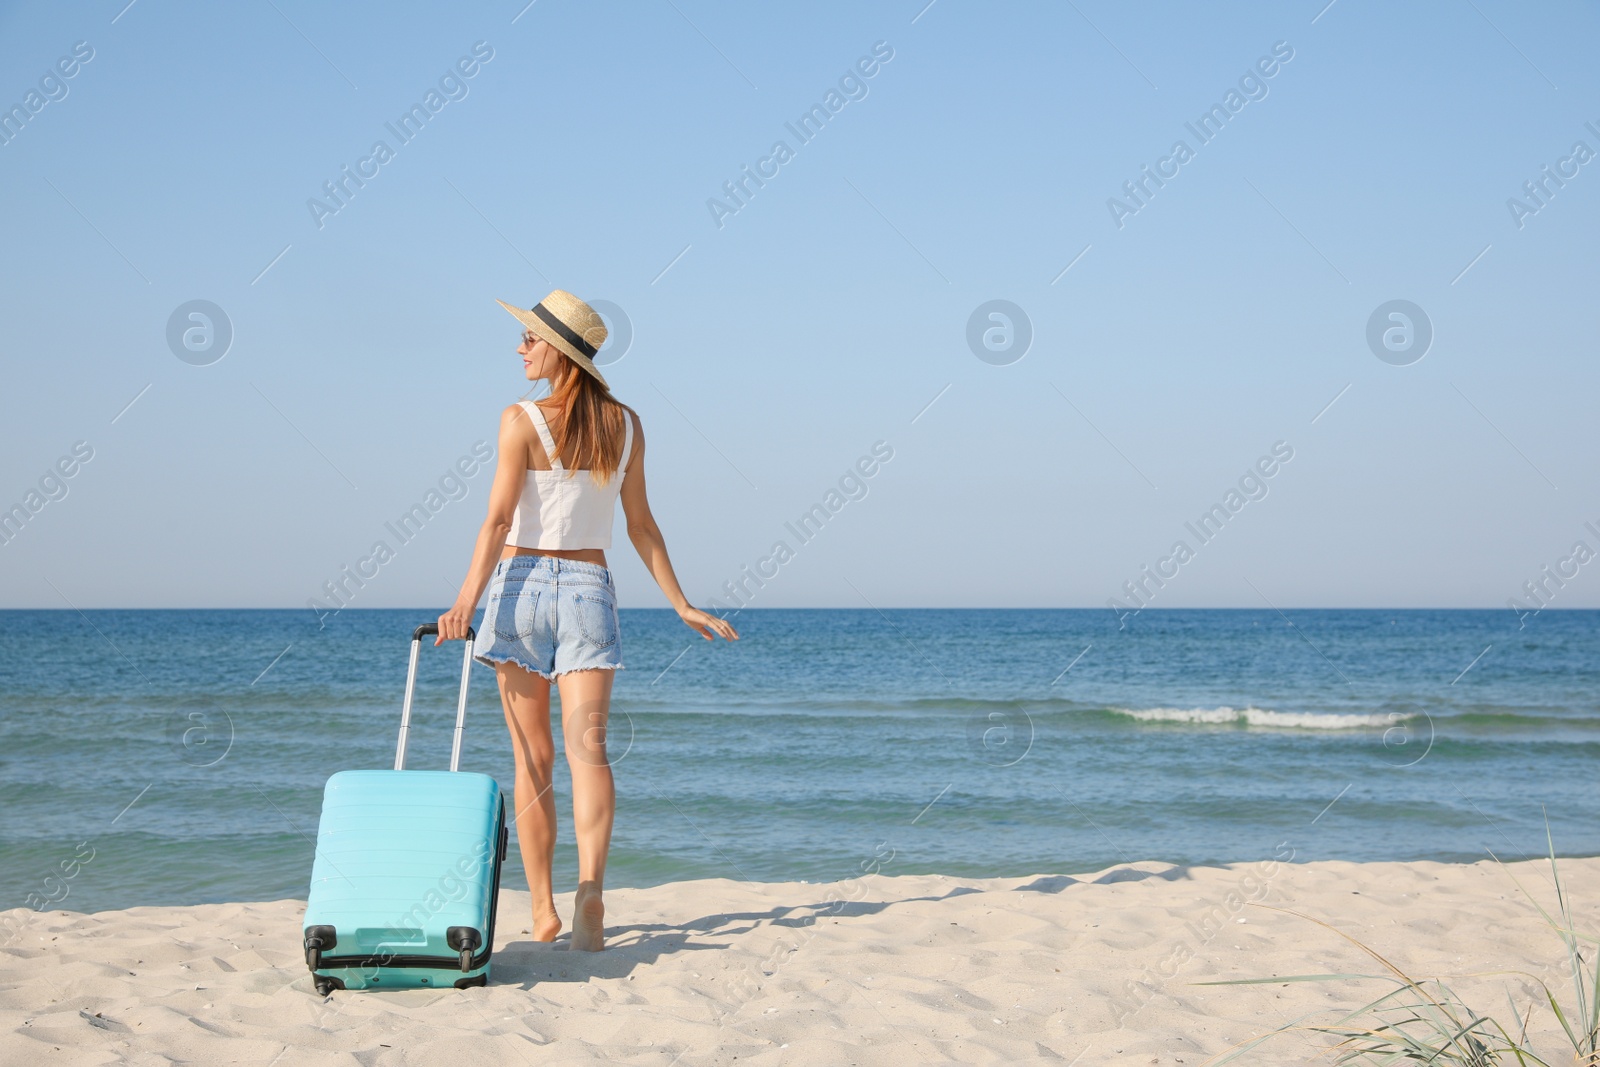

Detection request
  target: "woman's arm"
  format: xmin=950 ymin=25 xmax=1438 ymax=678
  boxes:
xmin=436 ymin=405 xmax=527 ymax=644
xmin=619 ymin=411 xmax=739 ymax=642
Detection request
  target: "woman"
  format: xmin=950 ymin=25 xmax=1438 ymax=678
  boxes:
xmin=435 ymin=289 xmax=738 ymax=952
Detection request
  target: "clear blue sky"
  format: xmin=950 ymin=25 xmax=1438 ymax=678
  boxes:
xmin=2 ymin=0 xmax=1597 ymax=611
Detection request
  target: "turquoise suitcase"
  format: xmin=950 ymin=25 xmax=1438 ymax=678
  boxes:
xmin=301 ymin=624 xmax=507 ymax=994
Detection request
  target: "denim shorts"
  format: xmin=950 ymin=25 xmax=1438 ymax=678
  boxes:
xmin=472 ymin=555 xmax=623 ymax=679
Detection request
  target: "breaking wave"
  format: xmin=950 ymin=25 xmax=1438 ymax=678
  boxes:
xmin=1109 ymin=705 xmax=1400 ymax=729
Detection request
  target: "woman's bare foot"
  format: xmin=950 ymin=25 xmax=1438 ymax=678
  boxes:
xmin=532 ymin=906 xmax=563 ymax=942
xmin=570 ymin=882 xmax=605 ymax=952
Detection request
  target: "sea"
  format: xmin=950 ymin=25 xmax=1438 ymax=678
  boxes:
xmin=1 ymin=608 xmax=1596 ymax=914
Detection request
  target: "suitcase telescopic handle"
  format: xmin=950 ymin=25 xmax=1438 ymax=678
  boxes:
xmin=395 ymin=623 xmax=477 ymax=773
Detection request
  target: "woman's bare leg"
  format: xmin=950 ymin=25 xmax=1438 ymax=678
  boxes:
xmin=495 ymin=662 xmax=562 ymax=941
xmin=556 ymin=667 xmax=615 ymax=951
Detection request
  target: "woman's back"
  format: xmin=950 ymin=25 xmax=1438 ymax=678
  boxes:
xmin=505 ymin=398 xmax=635 ymax=551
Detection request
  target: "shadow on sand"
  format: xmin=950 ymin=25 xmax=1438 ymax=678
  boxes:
xmin=492 ymin=860 xmax=1210 ymax=987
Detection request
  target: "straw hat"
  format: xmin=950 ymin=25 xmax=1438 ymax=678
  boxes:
xmin=496 ymin=290 xmax=610 ymax=388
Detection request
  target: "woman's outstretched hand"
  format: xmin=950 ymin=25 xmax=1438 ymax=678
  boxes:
xmin=678 ymin=605 xmax=739 ymax=642
xmin=435 ymin=603 xmax=475 ymax=645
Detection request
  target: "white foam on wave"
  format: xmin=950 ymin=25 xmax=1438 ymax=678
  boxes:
xmin=1112 ymin=705 xmax=1399 ymax=729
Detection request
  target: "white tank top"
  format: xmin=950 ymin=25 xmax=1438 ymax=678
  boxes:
xmin=505 ymin=400 xmax=634 ymax=550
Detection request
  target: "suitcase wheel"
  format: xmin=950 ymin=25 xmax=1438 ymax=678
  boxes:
xmin=454 ymin=972 xmax=488 ymax=990
xmin=314 ymin=976 xmax=340 ymax=996
xmin=303 ymin=926 xmax=337 ymax=973
xmin=447 ymin=926 xmax=482 ymax=972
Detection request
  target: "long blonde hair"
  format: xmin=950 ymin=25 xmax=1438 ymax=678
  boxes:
xmin=544 ymin=356 xmax=631 ymax=483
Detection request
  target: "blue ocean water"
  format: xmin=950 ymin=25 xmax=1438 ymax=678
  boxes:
xmin=1 ymin=608 xmax=1596 ymax=914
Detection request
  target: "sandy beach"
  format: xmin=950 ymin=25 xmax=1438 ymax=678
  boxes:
xmin=3 ymin=854 xmax=1595 ymax=1066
